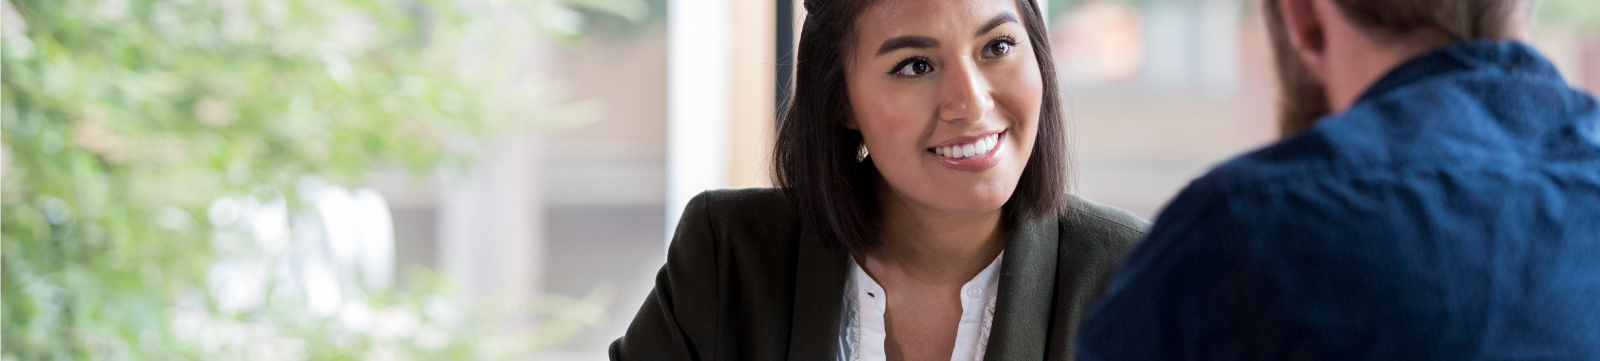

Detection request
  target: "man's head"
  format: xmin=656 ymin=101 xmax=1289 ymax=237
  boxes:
xmin=1264 ymin=0 xmax=1536 ymax=135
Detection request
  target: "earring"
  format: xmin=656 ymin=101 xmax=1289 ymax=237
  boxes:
xmin=856 ymin=143 xmax=869 ymax=162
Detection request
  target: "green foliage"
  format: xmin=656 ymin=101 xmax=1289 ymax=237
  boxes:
xmin=1538 ymin=0 xmax=1600 ymax=32
xmin=1048 ymin=0 xmax=1600 ymax=31
xmin=1 ymin=0 xmax=632 ymax=359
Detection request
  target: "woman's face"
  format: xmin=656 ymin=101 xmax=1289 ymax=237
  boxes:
xmin=846 ymin=0 xmax=1043 ymax=216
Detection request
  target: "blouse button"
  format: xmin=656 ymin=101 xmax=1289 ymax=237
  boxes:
xmin=966 ymin=286 xmax=981 ymax=298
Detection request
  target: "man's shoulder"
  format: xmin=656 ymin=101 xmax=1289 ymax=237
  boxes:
xmin=1155 ymin=127 xmax=1375 ymax=238
xmin=1194 ymin=129 xmax=1344 ymax=193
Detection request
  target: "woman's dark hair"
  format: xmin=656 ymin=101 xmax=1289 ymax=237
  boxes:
xmin=773 ymin=0 xmax=1071 ymax=252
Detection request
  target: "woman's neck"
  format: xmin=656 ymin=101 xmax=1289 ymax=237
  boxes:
xmin=861 ymin=183 xmax=1007 ymax=286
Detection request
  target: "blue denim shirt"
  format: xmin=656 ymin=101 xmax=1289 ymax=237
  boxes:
xmin=1077 ymin=41 xmax=1600 ymax=360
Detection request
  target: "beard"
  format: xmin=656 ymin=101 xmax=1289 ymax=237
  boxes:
xmin=1263 ymin=0 xmax=1332 ymax=136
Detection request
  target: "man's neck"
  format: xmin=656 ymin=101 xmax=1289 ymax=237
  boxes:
xmin=1323 ymin=28 xmax=1458 ymax=113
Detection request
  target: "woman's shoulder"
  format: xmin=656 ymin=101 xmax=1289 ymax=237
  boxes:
xmin=1037 ymin=197 xmax=1149 ymax=353
xmin=675 ymin=187 xmax=802 ymax=252
xmin=686 ymin=187 xmax=795 ymax=225
xmin=1055 ymin=195 xmax=1150 ymax=261
xmin=693 ymin=187 xmax=790 ymax=207
xmin=1061 ymin=195 xmax=1149 ymax=237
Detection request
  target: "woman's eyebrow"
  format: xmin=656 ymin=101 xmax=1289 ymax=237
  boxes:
xmin=975 ymin=13 xmax=1018 ymax=37
xmin=873 ymin=12 xmax=1019 ymax=57
xmin=876 ymin=36 xmax=937 ymax=56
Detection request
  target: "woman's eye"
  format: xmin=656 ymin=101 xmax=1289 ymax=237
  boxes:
xmin=890 ymin=58 xmax=933 ymax=76
xmin=983 ymin=39 xmax=1015 ymax=59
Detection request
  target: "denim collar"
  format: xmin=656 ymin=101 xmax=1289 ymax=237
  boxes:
xmin=1357 ymin=40 xmax=1566 ymax=104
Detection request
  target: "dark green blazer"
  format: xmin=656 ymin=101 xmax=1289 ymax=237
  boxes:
xmin=610 ymin=188 xmax=1148 ymax=360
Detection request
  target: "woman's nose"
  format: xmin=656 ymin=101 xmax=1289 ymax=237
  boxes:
xmin=937 ymin=60 xmax=995 ymax=123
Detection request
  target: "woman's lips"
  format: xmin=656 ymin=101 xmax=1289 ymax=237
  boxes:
xmin=928 ymin=131 xmax=1005 ymax=173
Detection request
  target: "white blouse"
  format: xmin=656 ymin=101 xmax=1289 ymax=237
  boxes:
xmin=838 ymin=252 xmax=1004 ymax=361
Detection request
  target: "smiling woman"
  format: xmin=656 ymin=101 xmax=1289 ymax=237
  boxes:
xmin=609 ymin=0 xmax=1149 ymax=360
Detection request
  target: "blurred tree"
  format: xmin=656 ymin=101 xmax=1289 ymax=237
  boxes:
xmin=1539 ymin=0 xmax=1600 ymax=32
xmin=1 ymin=0 xmax=638 ymax=359
xmin=1047 ymin=0 xmax=1600 ymax=32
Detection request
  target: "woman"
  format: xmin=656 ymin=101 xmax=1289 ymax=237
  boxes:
xmin=611 ymin=0 xmax=1147 ymax=359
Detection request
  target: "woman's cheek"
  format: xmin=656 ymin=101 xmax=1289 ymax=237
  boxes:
xmin=862 ymin=89 xmax=928 ymax=156
xmin=1007 ymin=63 xmax=1045 ymax=142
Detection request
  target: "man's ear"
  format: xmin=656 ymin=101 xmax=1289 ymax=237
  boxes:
xmin=1277 ymin=0 xmax=1328 ymax=82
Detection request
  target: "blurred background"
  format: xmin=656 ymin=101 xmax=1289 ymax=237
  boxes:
xmin=2 ymin=0 xmax=1597 ymax=360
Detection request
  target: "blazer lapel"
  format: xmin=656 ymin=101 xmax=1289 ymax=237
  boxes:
xmin=984 ymin=215 xmax=1061 ymax=360
xmin=786 ymin=226 xmax=850 ymax=360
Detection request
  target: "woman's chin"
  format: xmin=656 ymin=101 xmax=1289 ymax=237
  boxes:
xmin=924 ymin=194 xmax=1012 ymax=216
xmin=882 ymin=172 xmax=1020 ymax=216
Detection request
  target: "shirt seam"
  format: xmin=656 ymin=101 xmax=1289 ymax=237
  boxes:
xmin=1207 ymin=157 xmax=1600 ymax=198
xmin=1081 ymin=211 xmax=1151 ymax=236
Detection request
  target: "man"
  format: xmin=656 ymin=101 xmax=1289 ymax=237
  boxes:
xmin=1077 ymin=0 xmax=1600 ymax=360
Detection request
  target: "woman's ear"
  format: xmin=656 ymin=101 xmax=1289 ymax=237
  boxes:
xmin=844 ymin=116 xmax=859 ymax=130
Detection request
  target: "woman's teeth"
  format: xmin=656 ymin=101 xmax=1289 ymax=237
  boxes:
xmin=933 ymin=133 xmax=1000 ymax=159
